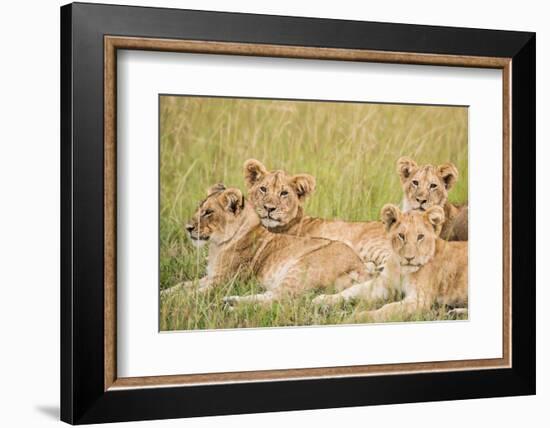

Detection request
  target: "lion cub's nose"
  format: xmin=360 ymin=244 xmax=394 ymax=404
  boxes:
xmin=185 ymin=224 xmax=195 ymax=232
xmin=416 ymin=197 xmax=427 ymax=205
xmin=264 ymin=204 xmax=276 ymax=213
xmin=405 ymin=256 xmax=415 ymax=263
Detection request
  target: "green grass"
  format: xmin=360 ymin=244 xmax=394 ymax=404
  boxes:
xmin=159 ymin=96 xmax=468 ymax=331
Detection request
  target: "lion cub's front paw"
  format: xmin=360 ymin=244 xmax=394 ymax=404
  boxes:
xmin=161 ymin=280 xmax=195 ymax=296
xmin=447 ymin=307 xmax=468 ymax=318
xmin=312 ymin=294 xmax=327 ymax=305
xmin=222 ymin=300 xmax=236 ymax=312
xmin=223 ymin=295 xmax=240 ymax=306
xmin=364 ymin=261 xmax=385 ymax=276
xmin=313 ymin=294 xmax=339 ymax=306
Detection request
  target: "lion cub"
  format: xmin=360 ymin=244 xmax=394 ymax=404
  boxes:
xmin=244 ymin=159 xmax=390 ymax=273
xmin=397 ymin=157 xmax=468 ymax=241
xmin=364 ymin=204 xmax=468 ymax=321
xmin=163 ymin=184 xmax=376 ymax=305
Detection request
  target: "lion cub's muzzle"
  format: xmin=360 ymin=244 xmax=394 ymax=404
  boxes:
xmin=257 ymin=206 xmax=283 ymax=227
xmin=185 ymin=223 xmax=210 ymax=245
xmin=412 ymin=197 xmax=432 ymax=212
xmin=399 ymin=256 xmax=422 ymax=272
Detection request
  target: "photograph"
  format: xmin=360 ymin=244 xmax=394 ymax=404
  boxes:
xmin=159 ymin=95 xmax=469 ymax=331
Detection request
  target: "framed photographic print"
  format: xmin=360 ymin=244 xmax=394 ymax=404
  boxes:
xmin=60 ymin=2 xmax=536 ymax=424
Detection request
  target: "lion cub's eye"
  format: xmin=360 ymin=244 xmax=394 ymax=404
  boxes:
xmin=280 ymin=190 xmax=289 ymax=197
xmin=201 ymin=209 xmax=213 ymax=218
xmin=417 ymin=234 xmax=425 ymax=242
xmin=429 ymin=183 xmax=438 ymax=189
xmin=259 ymin=186 xmax=267 ymax=193
xmin=398 ymin=233 xmax=405 ymax=241
xmin=412 ymin=180 xmax=419 ymax=186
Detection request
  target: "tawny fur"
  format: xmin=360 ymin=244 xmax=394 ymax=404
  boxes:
xmin=244 ymin=159 xmax=391 ymax=272
xmin=162 ymin=185 xmax=376 ymax=305
xmin=361 ymin=205 xmax=468 ymax=321
xmin=397 ymin=156 xmax=468 ymax=241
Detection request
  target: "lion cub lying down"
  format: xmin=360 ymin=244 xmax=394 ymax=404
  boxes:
xmin=365 ymin=204 xmax=468 ymax=320
xmin=164 ymin=184 xmax=377 ymax=305
xmin=314 ymin=204 xmax=468 ymax=320
xmin=244 ymin=159 xmax=390 ymax=273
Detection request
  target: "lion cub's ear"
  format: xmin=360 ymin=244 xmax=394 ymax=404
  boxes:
xmin=437 ymin=163 xmax=459 ymax=190
xmin=220 ymin=188 xmax=245 ymax=215
xmin=207 ymin=183 xmax=226 ymax=196
xmin=381 ymin=204 xmax=401 ymax=232
xmin=290 ymin=174 xmax=316 ymax=200
xmin=424 ymin=206 xmax=445 ymax=236
xmin=243 ymin=159 xmax=269 ymax=188
xmin=396 ymin=157 xmax=418 ymax=183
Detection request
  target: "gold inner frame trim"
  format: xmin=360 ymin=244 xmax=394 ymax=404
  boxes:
xmin=104 ymin=35 xmax=512 ymax=391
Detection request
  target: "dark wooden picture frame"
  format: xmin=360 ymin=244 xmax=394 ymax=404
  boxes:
xmin=61 ymin=2 xmax=535 ymax=424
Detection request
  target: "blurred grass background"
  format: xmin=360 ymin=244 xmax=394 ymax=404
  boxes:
xmin=160 ymin=96 xmax=468 ymax=331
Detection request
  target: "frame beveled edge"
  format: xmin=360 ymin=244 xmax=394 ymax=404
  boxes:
xmin=105 ymin=35 xmax=511 ymax=68
xmin=104 ymin=35 xmax=117 ymax=391
xmin=103 ymin=35 xmax=512 ymax=392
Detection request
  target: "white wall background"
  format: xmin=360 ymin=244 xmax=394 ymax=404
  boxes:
xmin=0 ymin=1 xmax=545 ymax=427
